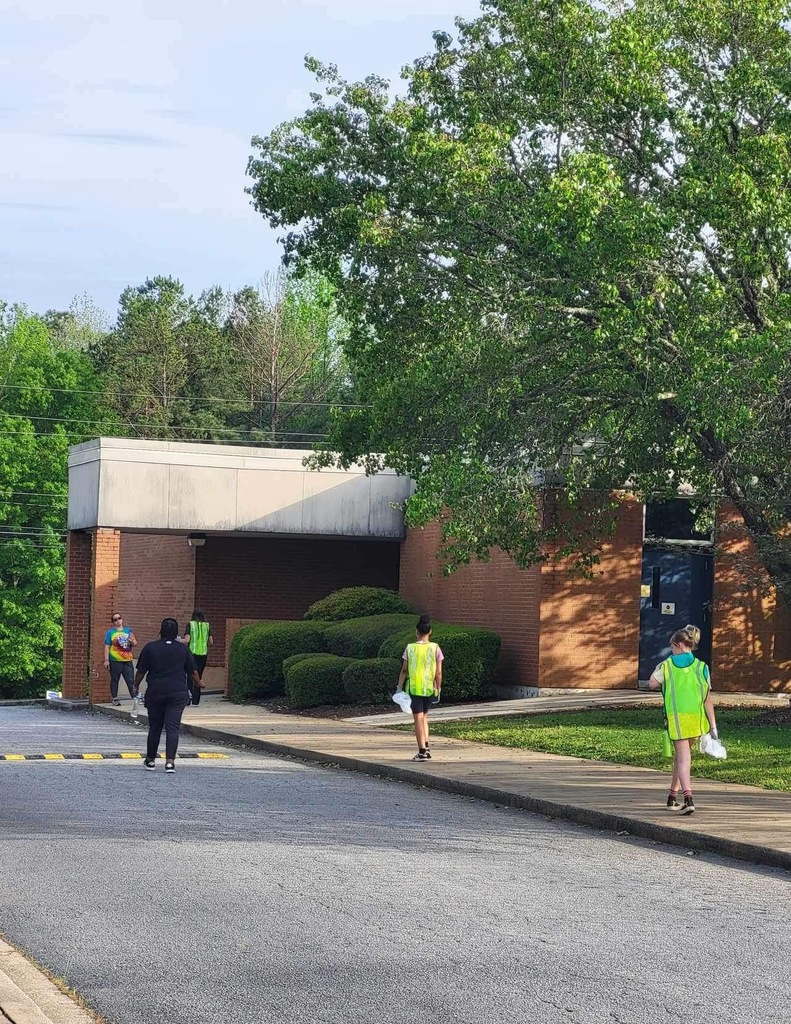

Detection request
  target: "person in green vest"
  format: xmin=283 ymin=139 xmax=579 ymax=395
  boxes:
xmin=395 ymin=615 xmax=444 ymax=761
xmin=183 ymin=609 xmax=212 ymax=706
xmin=648 ymin=624 xmax=718 ymax=816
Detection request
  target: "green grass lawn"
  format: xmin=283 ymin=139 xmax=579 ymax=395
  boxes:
xmin=421 ymin=708 xmax=791 ymax=791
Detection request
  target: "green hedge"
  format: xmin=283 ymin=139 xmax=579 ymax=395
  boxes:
xmin=285 ymin=654 xmax=355 ymax=709
xmin=282 ymin=652 xmax=319 ymax=675
xmin=304 ymin=587 xmax=413 ymax=621
xmin=378 ymin=623 xmax=500 ymax=702
xmin=229 ymin=621 xmax=327 ymax=701
xmin=322 ymin=614 xmax=417 ymax=659
xmin=342 ymin=658 xmax=402 ymax=704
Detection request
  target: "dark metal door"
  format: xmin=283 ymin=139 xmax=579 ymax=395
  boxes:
xmin=638 ymin=548 xmax=713 ymax=680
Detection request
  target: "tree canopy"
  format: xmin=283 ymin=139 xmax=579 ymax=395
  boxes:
xmin=247 ymin=0 xmax=791 ymax=595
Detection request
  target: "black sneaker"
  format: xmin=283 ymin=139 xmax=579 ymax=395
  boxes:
xmin=112 ymin=699 xmax=121 ymax=707
xmin=144 ymin=759 xmax=155 ymax=771
xmin=681 ymin=796 xmax=695 ymax=815
xmin=667 ymin=794 xmax=680 ymax=810
xmin=423 ymin=748 xmax=432 ymax=759
xmin=411 ymin=752 xmax=428 ymax=761
xmin=165 ymin=761 xmax=175 ymax=773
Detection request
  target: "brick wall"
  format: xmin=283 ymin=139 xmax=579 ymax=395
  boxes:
xmin=538 ymin=498 xmax=644 ymax=689
xmin=117 ymin=534 xmax=196 ymax=649
xmin=195 ymin=536 xmax=401 ymax=664
xmin=62 ymin=531 xmax=92 ymax=699
xmin=399 ymin=523 xmax=542 ymax=687
xmin=89 ymin=528 xmax=122 ymax=703
xmin=712 ymin=504 xmax=791 ymax=693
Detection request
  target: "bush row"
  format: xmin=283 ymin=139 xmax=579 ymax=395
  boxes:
xmin=229 ymin=616 xmax=500 ymax=707
xmin=285 ymin=656 xmax=402 ymax=708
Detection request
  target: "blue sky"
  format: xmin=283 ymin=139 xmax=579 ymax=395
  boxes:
xmin=2 ymin=0 xmax=482 ymax=320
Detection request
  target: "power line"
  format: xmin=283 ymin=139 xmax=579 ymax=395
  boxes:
xmin=10 ymin=416 xmax=333 ymax=438
xmin=0 ymin=382 xmax=366 ymax=409
xmin=0 ymin=429 xmax=330 ymax=445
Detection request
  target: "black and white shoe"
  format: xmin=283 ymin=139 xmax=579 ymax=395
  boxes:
xmin=681 ymin=796 xmax=695 ymax=815
xmin=165 ymin=761 xmax=175 ymax=773
xmin=144 ymin=759 xmax=156 ymax=771
xmin=112 ymin=699 xmax=121 ymax=707
xmin=667 ymin=793 xmax=680 ymax=810
xmin=411 ymin=751 xmax=429 ymax=761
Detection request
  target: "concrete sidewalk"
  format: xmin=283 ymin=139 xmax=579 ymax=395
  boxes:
xmin=97 ymin=694 xmax=791 ymax=872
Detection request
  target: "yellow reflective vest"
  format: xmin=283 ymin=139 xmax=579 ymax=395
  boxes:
xmin=405 ymin=642 xmax=440 ymax=697
xmin=662 ymin=657 xmax=710 ymax=740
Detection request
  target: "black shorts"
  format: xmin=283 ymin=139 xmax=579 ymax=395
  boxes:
xmin=410 ymin=695 xmax=434 ymax=714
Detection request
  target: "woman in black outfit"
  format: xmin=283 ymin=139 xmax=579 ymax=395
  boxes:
xmin=134 ymin=618 xmax=203 ymax=773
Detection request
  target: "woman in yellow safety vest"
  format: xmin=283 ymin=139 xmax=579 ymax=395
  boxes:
xmin=647 ymin=624 xmax=718 ymax=816
xmin=396 ymin=615 xmax=444 ymax=761
xmin=183 ymin=609 xmax=212 ymax=706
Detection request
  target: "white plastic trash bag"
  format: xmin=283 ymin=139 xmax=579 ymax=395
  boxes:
xmin=392 ymin=690 xmax=412 ymax=715
xmin=699 ymin=733 xmax=727 ymax=760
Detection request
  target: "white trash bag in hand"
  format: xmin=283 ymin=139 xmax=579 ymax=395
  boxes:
xmin=392 ymin=690 xmax=412 ymax=715
xmin=699 ymin=733 xmax=727 ymax=759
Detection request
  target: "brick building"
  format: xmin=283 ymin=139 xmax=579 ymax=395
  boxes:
xmin=63 ymin=438 xmax=791 ymax=702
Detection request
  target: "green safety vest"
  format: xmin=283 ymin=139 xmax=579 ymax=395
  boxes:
xmin=662 ymin=657 xmax=710 ymax=740
xmin=188 ymin=620 xmax=210 ymax=656
xmin=406 ymin=642 xmax=440 ymax=697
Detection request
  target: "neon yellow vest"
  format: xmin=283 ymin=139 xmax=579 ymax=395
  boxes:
xmin=662 ymin=657 xmax=709 ymax=740
xmin=189 ymin=620 xmax=210 ymax=656
xmin=406 ymin=642 xmax=439 ymax=697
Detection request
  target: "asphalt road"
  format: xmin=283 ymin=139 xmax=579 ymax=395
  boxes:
xmin=0 ymin=705 xmax=788 ymax=1024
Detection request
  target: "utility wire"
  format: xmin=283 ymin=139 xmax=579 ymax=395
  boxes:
xmin=0 ymin=382 xmax=366 ymax=409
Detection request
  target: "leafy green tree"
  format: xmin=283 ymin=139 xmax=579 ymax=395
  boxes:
xmin=227 ymin=270 xmax=351 ymax=444
xmin=92 ymin=277 xmax=242 ymax=441
xmin=0 ymin=307 xmax=111 ymax=696
xmin=248 ymin=0 xmax=791 ymax=597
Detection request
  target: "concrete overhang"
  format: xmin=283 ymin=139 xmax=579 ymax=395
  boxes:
xmin=67 ymin=438 xmax=412 ymax=540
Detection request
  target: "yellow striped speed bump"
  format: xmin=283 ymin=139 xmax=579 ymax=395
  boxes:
xmin=0 ymin=752 xmax=230 ymax=761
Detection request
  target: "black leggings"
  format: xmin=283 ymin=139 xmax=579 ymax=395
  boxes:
xmin=146 ymin=693 xmax=189 ymax=761
xmin=190 ymin=655 xmax=208 ymax=705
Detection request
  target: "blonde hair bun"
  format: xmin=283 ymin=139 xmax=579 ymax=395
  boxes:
xmin=670 ymin=624 xmax=701 ymax=650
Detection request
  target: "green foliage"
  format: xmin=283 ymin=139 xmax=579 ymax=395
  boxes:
xmin=322 ymin=613 xmax=417 ymax=658
xmin=248 ymin=0 xmax=791 ymax=599
xmin=378 ymin=624 xmax=500 ymax=701
xmin=304 ymin=586 xmax=413 ymax=621
xmin=284 ymin=654 xmax=355 ymax=708
xmin=341 ymin=657 xmax=401 ymax=704
xmin=228 ymin=621 xmax=327 ymax=701
xmin=0 ymin=308 xmax=113 ymax=697
xmin=282 ymin=652 xmax=321 ymax=675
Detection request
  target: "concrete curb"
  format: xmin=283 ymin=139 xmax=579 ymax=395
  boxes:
xmin=0 ymin=937 xmax=97 ymax=1024
xmin=94 ymin=704 xmax=791 ymax=873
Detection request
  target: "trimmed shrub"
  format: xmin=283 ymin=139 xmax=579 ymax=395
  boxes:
xmin=229 ymin=621 xmax=327 ymax=701
xmin=282 ymin=652 xmax=319 ymax=675
xmin=378 ymin=623 xmax=500 ymax=702
xmin=304 ymin=587 xmax=413 ymax=622
xmin=285 ymin=654 xmax=355 ymax=709
xmin=322 ymin=614 xmax=416 ymax=659
xmin=342 ymin=658 xmax=402 ymax=704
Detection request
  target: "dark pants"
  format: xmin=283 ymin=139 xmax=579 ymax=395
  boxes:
xmin=190 ymin=655 xmax=208 ymax=705
xmin=109 ymin=660 xmax=135 ymax=699
xmin=146 ymin=693 xmax=189 ymax=761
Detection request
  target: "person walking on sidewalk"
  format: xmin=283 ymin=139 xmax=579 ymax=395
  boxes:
xmin=396 ymin=615 xmax=443 ymax=761
xmin=647 ymin=624 xmax=718 ymax=816
xmin=183 ymin=609 xmax=212 ymax=706
xmin=134 ymin=618 xmax=203 ymax=773
xmin=104 ymin=612 xmax=137 ymax=706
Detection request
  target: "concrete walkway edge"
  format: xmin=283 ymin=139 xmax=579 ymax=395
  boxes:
xmin=94 ymin=705 xmax=791 ymax=873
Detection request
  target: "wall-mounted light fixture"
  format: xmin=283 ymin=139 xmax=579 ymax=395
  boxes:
xmin=187 ymin=533 xmax=207 ymax=548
